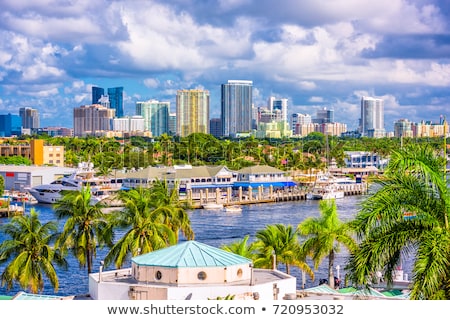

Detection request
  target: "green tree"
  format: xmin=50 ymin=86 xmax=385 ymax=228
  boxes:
xmin=0 ymin=208 xmax=67 ymax=293
xmin=148 ymin=180 xmax=194 ymax=242
xmin=298 ymin=199 xmax=357 ymax=289
xmin=253 ymin=224 xmax=314 ymax=280
xmin=104 ymin=187 xmax=177 ymax=269
xmin=346 ymin=144 xmax=450 ymax=299
xmin=221 ymin=234 xmax=257 ymax=260
xmin=53 ymin=186 xmax=113 ymax=274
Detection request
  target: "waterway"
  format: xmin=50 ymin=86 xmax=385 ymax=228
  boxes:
xmin=0 ymin=195 xmax=413 ymax=297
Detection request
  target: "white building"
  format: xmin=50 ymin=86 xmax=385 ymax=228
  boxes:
xmin=89 ymin=241 xmax=296 ymax=300
xmin=360 ymin=96 xmax=385 ymax=137
xmin=113 ymin=116 xmax=145 ymax=133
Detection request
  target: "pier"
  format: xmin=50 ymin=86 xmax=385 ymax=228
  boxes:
xmin=0 ymin=204 xmax=24 ymax=218
xmin=189 ymin=183 xmax=368 ymax=209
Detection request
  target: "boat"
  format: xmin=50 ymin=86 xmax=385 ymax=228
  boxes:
xmin=306 ymin=183 xmax=345 ymax=200
xmin=27 ymin=162 xmax=118 ymax=205
xmin=202 ymin=203 xmax=224 ymax=210
xmin=224 ymin=205 xmax=242 ymax=213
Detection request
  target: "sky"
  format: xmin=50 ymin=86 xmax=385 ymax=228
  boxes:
xmin=1 ymin=0 xmax=450 ymax=132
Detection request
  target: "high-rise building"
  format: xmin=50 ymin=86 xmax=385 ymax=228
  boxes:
xmin=113 ymin=116 xmax=145 ymax=133
xmin=168 ymin=113 xmax=177 ymax=136
xmin=360 ymin=96 xmax=385 ymax=137
xmin=92 ymin=86 xmax=105 ymax=104
xmin=221 ymin=80 xmax=253 ymax=137
xmin=0 ymin=113 xmax=22 ymax=137
xmin=314 ymin=107 xmax=334 ymax=124
xmin=135 ymin=100 xmax=170 ymax=137
xmin=73 ymin=104 xmax=115 ymax=137
xmin=268 ymin=97 xmax=288 ymax=122
xmin=209 ymin=118 xmax=222 ymax=137
xmin=108 ymin=87 xmax=124 ymax=118
xmin=19 ymin=107 xmax=40 ymax=130
xmin=176 ymin=89 xmax=209 ymax=137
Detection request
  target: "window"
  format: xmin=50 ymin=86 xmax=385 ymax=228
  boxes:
xmin=155 ymin=270 xmax=162 ymax=280
xmin=197 ymin=271 xmax=207 ymax=280
xmin=237 ymin=268 xmax=243 ymax=278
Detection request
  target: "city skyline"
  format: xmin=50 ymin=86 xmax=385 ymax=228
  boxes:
xmin=0 ymin=1 xmax=449 ymax=132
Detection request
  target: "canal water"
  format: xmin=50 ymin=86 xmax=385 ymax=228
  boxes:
xmin=0 ymin=195 xmax=413 ymax=297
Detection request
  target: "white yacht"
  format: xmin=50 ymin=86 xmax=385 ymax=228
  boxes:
xmin=306 ymin=183 xmax=345 ymax=200
xmin=27 ymin=162 xmax=116 ymax=204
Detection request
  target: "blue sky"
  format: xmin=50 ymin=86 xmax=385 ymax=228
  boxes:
xmin=0 ymin=0 xmax=449 ymax=132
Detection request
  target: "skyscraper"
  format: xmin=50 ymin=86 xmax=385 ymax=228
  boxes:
xmin=221 ymin=80 xmax=253 ymax=137
xmin=73 ymin=104 xmax=115 ymax=137
xmin=176 ymin=89 xmax=209 ymax=137
xmin=268 ymin=96 xmax=288 ymax=122
xmin=19 ymin=107 xmax=40 ymax=129
xmin=360 ymin=96 xmax=385 ymax=137
xmin=107 ymin=87 xmax=124 ymax=118
xmin=136 ymin=99 xmax=170 ymax=137
xmin=92 ymin=86 xmax=105 ymax=104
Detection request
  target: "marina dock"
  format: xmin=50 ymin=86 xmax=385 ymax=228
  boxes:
xmin=190 ymin=182 xmax=368 ymax=209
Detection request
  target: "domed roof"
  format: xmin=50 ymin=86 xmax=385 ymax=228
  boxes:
xmin=131 ymin=241 xmax=252 ymax=268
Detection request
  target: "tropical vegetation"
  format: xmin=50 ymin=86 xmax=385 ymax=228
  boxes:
xmin=346 ymin=144 xmax=450 ymax=299
xmin=53 ymin=186 xmax=113 ymax=274
xmin=0 ymin=208 xmax=67 ymax=293
xmin=298 ymin=199 xmax=357 ymax=289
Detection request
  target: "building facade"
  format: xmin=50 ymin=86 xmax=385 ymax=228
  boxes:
xmin=73 ymin=104 xmax=115 ymax=137
xmin=221 ymin=80 xmax=253 ymax=137
xmin=360 ymin=96 xmax=385 ymax=137
xmin=107 ymin=87 xmax=124 ymax=118
xmin=0 ymin=114 xmax=22 ymax=137
xmin=176 ymin=89 xmax=209 ymax=137
xmin=112 ymin=116 xmax=145 ymax=134
xmin=136 ymin=100 xmax=170 ymax=137
xmin=19 ymin=107 xmax=40 ymax=130
xmin=92 ymin=86 xmax=105 ymax=104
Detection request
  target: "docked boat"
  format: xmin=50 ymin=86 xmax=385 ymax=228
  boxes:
xmin=224 ymin=205 xmax=242 ymax=213
xmin=306 ymin=183 xmax=345 ymax=200
xmin=202 ymin=203 xmax=224 ymax=210
xmin=27 ymin=162 xmax=117 ymax=205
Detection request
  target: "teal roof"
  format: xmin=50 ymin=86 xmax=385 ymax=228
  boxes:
xmin=132 ymin=241 xmax=252 ymax=268
xmin=12 ymin=292 xmax=70 ymax=300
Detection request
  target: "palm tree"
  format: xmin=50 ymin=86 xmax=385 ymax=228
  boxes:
xmin=346 ymin=144 xmax=450 ymax=299
xmin=298 ymin=199 xmax=357 ymax=289
xmin=221 ymin=234 xmax=257 ymax=260
xmin=53 ymin=186 xmax=113 ymax=275
xmin=253 ymin=224 xmax=314 ymax=280
xmin=148 ymin=179 xmax=194 ymax=242
xmin=104 ymin=187 xmax=177 ymax=269
xmin=0 ymin=208 xmax=67 ymax=293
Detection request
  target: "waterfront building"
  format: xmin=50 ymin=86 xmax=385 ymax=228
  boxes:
xmin=234 ymin=165 xmax=296 ymax=190
xmin=19 ymin=107 xmax=39 ymax=131
xmin=176 ymin=89 xmax=209 ymax=137
xmin=0 ymin=113 xmax=22 ymax=137
xmin=89 ymin=240 xmax=296 ymax=300
xmin=360 ymin=96 xmax=385 ymax=137
xmin=135 ymin=99 xmax=170 ymax=137
xmin=0 ymin=164 xmax=74 ymax=191
xmin=73 ymin=104 xmax=115 ymax=137
xmin=314 ymin=122 xmax=348 ymax=136
xmin=313 ymin=107 xmax=334 ymax=124
xmin=344 ymin=151 xmax=389 ymax=170
xmin=221 ymin=80 xmax=253 ymax=137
